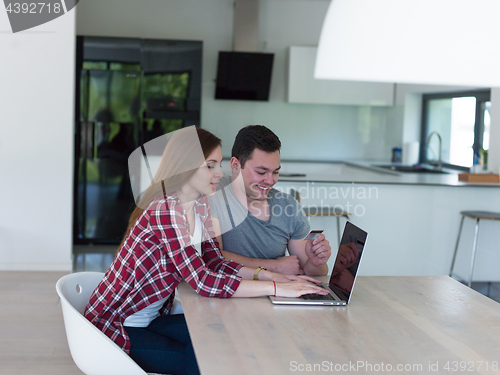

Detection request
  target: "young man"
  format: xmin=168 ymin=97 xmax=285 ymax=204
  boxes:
xmin=209 ymin=125 xmax=331 ymax=276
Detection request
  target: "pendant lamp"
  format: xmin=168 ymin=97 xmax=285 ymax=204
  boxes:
xmin=315 ymin=0 xmax=500 ymax=87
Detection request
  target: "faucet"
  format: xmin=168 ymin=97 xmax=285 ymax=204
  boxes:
xmin=426 ymin=131 xmax=442 ymax=171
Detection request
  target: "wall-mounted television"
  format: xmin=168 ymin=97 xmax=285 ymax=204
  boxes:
xmin=215 ymin=51 xmax=274 ymax=101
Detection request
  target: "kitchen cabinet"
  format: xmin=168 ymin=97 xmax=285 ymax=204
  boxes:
xmin=276 ymin=177 xmax=500 ymax=279
xmin=288 ymin=46 xmax=394 ymax=106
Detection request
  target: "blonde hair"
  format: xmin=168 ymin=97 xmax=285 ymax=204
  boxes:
xmin=118 ymin=127 xmax=221 ymax=252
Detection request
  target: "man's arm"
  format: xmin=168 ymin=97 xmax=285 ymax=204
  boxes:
xmin=211 ymin=217 xmax=303 ymax=274
xmin=221 ymin=250 xmax=303 ymax=274
xmin=287 ymin=234 xmax=331 ymax=276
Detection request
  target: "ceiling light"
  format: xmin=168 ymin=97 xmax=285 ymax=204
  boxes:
xmin=315 ymin=0 xmax=500 ymax=87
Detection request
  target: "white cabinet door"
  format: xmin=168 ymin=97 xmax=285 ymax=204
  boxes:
xmin=288 ymin=46 xmax=394 ymax=106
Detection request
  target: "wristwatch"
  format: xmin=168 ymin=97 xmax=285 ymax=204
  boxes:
xmin=254 ymin=266 xmax=267 ymax=280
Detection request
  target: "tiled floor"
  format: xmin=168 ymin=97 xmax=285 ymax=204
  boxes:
xmin=1 ymin=271 xmax=83 ymax=375
xmin=0 ymin=246 xmax=117 ymax=375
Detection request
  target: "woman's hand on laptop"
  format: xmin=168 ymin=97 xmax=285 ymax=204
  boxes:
xmin=275 ymin=281 xmax=329 ymax=298
xmin=281 ymin=274 xmax=323 ymax=285
xmin=259 ymin=270 xmax=321 ymax=284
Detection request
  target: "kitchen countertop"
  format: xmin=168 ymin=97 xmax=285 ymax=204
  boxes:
xmin=275 ymin=159 xmax=500 ymax=187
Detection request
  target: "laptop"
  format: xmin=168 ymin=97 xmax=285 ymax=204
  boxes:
xmin=269 ymin=221 xmax=367 ymax=306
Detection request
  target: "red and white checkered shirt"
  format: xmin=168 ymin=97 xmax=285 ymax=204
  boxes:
xmin=84 ymin=193 xmax=242 ymax=353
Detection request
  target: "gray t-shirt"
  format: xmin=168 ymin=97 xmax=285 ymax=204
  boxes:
xmin=208 ymin=176 xmax=310 ymax=259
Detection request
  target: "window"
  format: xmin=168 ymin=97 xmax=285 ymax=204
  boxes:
xmin=421 ymin=90 xmax=491 ymax=169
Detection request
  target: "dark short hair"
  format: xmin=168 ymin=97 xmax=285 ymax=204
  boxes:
xmin=231 ymin=125 xmax=281 ymax=168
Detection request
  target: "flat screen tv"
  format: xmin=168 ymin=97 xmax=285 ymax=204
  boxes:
xmin=215 ymin=51 xmax=274 ymax=101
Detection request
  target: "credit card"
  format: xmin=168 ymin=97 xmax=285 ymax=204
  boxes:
xmin=304 ymin=230 xmax=323 ymax=241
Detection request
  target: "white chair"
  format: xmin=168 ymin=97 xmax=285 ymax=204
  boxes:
xmin=56 ymin=272 xmax=147 ymax=375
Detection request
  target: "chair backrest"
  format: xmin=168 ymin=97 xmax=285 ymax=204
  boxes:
xmin=56 ymin=272 xmax=147 ymax=375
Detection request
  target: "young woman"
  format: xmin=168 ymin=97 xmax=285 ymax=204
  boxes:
xmin=84 ymin=127 xmax=327 ymax=375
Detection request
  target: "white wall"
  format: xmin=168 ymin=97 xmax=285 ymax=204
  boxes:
xmin=76 ymin=0 xmax=404 ymax=162
xmin=0 ymin=12 xmax=76 ymax=270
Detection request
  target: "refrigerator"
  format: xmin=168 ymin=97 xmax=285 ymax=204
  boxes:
xmin=74 ymin=36 xmax=202 ymax=244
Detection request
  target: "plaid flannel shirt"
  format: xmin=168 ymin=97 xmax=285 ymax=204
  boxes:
xmin=84 ymin=193 xmax=243 ymax=353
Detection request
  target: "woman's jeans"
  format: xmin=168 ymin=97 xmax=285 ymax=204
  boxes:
xmin=124 ymin=314 xmax=200 ymax=375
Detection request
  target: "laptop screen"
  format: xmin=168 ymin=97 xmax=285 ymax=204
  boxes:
xmin=328 ymin=222 xmax=368 ymax=303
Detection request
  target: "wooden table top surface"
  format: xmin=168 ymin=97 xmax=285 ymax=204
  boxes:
xmin=178 ymin=276 xmax=500 ymax=375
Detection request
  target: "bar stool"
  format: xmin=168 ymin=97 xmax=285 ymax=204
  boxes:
xmin=290 ymin=189 xmax=351 ymax=246
xmin=449 ymin=211 xmax=500 ymax=287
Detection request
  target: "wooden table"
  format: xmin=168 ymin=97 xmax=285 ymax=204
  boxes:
xmin=178 ymin=276 xmax=500 ymax=374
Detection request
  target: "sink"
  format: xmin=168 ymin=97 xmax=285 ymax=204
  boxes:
xmin=374 ymin=164 xmax=449 ymax=174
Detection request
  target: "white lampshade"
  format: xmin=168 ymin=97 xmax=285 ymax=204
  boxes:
xmin=315 ymin=0 xmax=500 ymax=87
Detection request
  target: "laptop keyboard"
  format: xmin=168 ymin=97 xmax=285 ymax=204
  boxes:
xmin=301 ymin=293 xmax=336 ymax=301
xmin=300 ymin=286 xmax=336 ymax=301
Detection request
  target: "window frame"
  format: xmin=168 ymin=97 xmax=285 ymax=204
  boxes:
xmin=420 ymin=89 xmax=491 ymax=170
